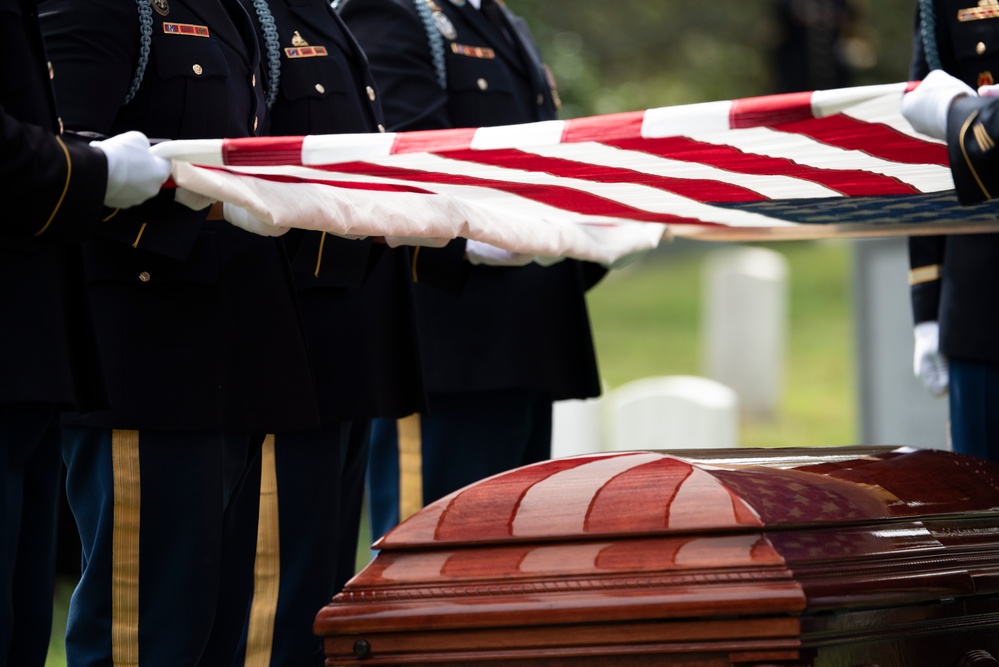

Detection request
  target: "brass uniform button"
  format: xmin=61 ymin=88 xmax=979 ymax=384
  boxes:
xmin=253 ymin=116 xmax=259 ymax=132
xmin=536 ymin=93 xmax=544 ymax=106
xmin=139 ymin=271 xmax=151 ymax=283
xmin=193 ymin=64 xmax=203 ymax=75
xmin=978 ymin=42 xmax=987 ymax=55
xmin=366 ymin=85 xmax=376 ymax=101
xmin=378 ymin=124 xmax=386 ymax=133
xmin=48 ymin=61 xmax=55 ymax=80
xmin=251 ymin=74 xmax=256 ymax=87
xmin=315 ymin=83 xmax=326 ymax=94
xmin=477 ymin=78 xmax=488 ymax=91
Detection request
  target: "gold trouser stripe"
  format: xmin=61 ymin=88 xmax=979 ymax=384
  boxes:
xmin=397 ymin=415 xmax=423 ymax=522
xmin=111 ymin=430 xmax=141 ymax=667
xmin=909 ymin=263 xmax=942 ymax=285
xmin=244 ymin=435 xmax=280 ymax=667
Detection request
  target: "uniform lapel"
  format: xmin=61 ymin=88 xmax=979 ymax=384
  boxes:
xmin=451 ymin=1 xmax=524 ymax=74
xmin=185 ymin=0 xmax=256 ymax=68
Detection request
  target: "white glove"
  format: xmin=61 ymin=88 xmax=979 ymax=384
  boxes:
xmin=980 ymin=83 xmax=999 ymax=97
xmin=901 ymin=69 xmax=977 ymax=141
xmin=913 ymin=321 xmax=949 ymax=396
xmin=465 ymin=239 xmax=534 ymax=266
xmin=223 ymin=202 xmax=287 ymax=237
xmin=92 ymin=131 xmax=171 ymax=209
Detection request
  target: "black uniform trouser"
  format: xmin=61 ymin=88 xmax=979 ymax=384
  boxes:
xmin=0 ymin=404 xmax=62 ymax=667
xmin=62 ymin=426 xmax=263 ymax=667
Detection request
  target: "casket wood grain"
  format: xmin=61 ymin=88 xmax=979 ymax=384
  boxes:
xmin=315 ymin=447 xmax=999 ymax=666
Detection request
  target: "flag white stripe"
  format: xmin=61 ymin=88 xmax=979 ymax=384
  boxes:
xmin=352 ymin=152 xmax=800 ymax=228
xmin=521 ymin=141 xmax=844 ymax=200
xmin=686 ymin=126 xmax=953 ymax=192
xmin=302 ymin=132 xmax=397 ymax=165
xmin=470 ymin=120 xmax=567 ymax=150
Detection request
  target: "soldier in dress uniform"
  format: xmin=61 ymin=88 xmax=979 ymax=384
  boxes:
xmin=39 ymin=0 xmax=322 ymax=664
xmin=339 ymin=0 xmax=607 ymax=540
xmin=904 ymin=0 xmax=999 ymax=461
xmin=232 ymin=2 xmax=426 ymax=665
xmin=1 ymin=3 xmax=168 ymax=665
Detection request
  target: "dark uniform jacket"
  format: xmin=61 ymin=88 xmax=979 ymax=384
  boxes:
xmin=247 ymin=0 xmax=426 ymax=421
xmin=341 ymin=0 xmax=605 ymax=401
xmin=909 ymin=0 xmax=999 ymax=365
xmin=1 ymin=0 xmax=108 ymax=408
xmin=40 ymin=0 xmax=320 ymax=432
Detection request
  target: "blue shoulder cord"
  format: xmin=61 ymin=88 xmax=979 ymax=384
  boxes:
xmin=125 ymin=0 xmax=283 ymax=109
xmin=124 ymin=0 xmax=153 ymax=104
xmin=330 ymin=0 xmax=446 ymax=89
xmin=414 ymin=0 xmax=448 ymax=90
xmin=252 ymin=0 xmax=282 ymax=109
xmin=917 ymin=0 xmax=943 ymax=72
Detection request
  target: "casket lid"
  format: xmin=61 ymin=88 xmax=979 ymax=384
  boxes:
xmin=376 ymin=446 xmax=999 ymax=550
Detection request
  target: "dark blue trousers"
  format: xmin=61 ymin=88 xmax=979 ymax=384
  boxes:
xmin=62 ymin=427 xmax=262 ymax=667
xmin=949 ymin=358 xmax=999 ymax=462
xmin=367 ymin=389 xmax=552 ymax=542
xmin=233 ymin=420 xmax=370 ymax=667
xmin=0 ymin=404 xmax=62 ymax=667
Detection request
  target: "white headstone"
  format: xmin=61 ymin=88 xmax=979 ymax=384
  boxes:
xmin=604 ymin=375 xmax=739 ymax=451
xmin=551 ymin=396 xmax=604 ymax=458
xmin=852 ymin=238 xmax=949 ymax=449
xmin=703 ymin=246 xmax=788 ymax=420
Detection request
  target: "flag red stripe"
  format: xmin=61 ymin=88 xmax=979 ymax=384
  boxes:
xmin=320 ymin=162 xmax=717 ymax=226
xmin=436 ymin=148 xmax=768 ymax=203
xmin=603 ymin=136 xmax=922 ymax=196
xmin=730 ymin=91 xmax=814 ymax=129
xmin=772 ymin=115 xmax=950 ymax=166
xmin=205 ymin=165 xmax=438 ymax=194
xmin=222 ymin=136 xmax=306 ymax=166
xmin=561 ymin=111 xmax=645 ymax=143
xmin=391 ymin=127 xmax=478 ymax=154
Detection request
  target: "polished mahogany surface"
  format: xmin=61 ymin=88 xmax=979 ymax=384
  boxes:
xmin=316 ymin=447 xmax=999 ymax=666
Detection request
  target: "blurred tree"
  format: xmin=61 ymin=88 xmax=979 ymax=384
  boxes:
xmin=506 ymin=0 xmax=916 ymax=118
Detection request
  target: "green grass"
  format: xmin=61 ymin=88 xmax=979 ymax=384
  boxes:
xmin=586 ymin=238 xmax=857 ymax=448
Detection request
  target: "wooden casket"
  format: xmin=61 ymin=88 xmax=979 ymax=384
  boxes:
xmin=315 ymin=447 xmax=999 ymax=666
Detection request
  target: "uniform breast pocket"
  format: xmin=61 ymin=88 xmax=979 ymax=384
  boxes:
xmin=446 ymin=54 xmax=518 ymax=125
xmin=951 ymin=21 xmax=999 ymax=83
xmin=83 ymin=233 xmax=221 ymax=289
xmin=150 ymin=36 xmax=231 ymax=136
xmin=279 ymin=55 xmax=350 ymax=103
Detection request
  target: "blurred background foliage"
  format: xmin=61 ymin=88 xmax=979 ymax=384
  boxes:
xmin=506 ymin=0 xmax=915 ymax=118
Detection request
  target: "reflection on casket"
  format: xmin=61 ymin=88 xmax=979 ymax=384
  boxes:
xmin=315 ymin=447 xmax=999 ymax=666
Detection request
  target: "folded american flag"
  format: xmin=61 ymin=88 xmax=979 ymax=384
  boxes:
xmin=152 ymin=81 xmax=999 ymax=265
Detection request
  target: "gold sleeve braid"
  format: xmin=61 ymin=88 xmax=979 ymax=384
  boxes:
xmin=36 ymin=135 xmax=73 ymax=237
xmin=959 ymin=110 xmax=994 ymax=200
